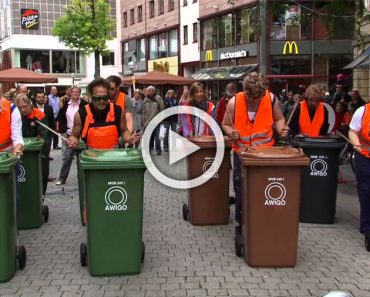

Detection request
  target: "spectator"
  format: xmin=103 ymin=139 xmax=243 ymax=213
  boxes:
xmin=48 ymin=86 xmax=61 ymax=149
xmin=350 ymin=90 xmax=366 ymax=110
xmin=282 ymin=91 xmax=295 ymax=121
xmin=178 ymin=89 xmax=190 ymax=136
xmin=332 ymin=84 xmax=351 ymax=107
xmin=216 ymin=83 xmax=236 ymax=126
xmin=59 ymin=87 xmax=71 ymax=109
xmin=323 ymin=91 xmax=333 ymax=104
xmin=132 ymin=89 xmax=144 ymax=132
xmin=333 ymin=101 xmax=347 ymax=133
xmin=163 ymin=89 xmax=178 ymax=151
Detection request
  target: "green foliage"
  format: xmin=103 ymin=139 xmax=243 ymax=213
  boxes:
xmin=52 ymin=0 xmax=115 ymax=56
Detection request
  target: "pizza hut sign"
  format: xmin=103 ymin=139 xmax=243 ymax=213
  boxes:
xmin=21 ymin=9 xmax=39 ymax=29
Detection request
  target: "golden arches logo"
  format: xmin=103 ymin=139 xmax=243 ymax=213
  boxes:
xmin=205 ymin=50 xmax=213 ymax=62
xmin=283 ymin=41 xmax=299 ymax=55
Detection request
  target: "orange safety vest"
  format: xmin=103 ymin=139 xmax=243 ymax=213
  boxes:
xmin=27 ymin=108 xmax=45 ymax=121
xmin=186 ymin=101 xmax=214 ymax=136
xmin=233 ymin=91 xmax=274 ymax=151
xmin=360 ymin=103 xmax=370 ymax=158
xmin=81 ymin=103 xmax=119 ymax=149
xmin=0 ymin=99 xmax=12 ymax=151
xmin=299 ymin=101 xmax=325 ymax=137
xmin=113 ymin=92 xmax=126 ymax=112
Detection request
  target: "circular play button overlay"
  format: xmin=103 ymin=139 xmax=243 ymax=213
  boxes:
xmin=141 ymin=106 xmax=225 ymax=189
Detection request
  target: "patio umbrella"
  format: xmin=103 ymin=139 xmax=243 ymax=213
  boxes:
xmin=0 ymin=67 xmax=58 ymax=83
xmin=121 ymin=71 xmax=194 ymax=86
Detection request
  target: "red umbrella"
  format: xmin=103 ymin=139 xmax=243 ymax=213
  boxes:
xmin=0 ymin=51 xmax=15 ymax=92
xmin=121 ymin=71 xmax=194 ymax=86
xmin=0 ymin=67 xmax=58 ymax=83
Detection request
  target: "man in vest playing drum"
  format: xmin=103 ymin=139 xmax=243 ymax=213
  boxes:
xmin=222 ymin=72 xmax=289 ymax=236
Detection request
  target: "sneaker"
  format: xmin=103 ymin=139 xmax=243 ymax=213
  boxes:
xmin=157 ymin=151 xmax=162 ymax=155
xmin=54 ymin=146 xmax=61 ymax=150
xmin=56 ymin=180 xmax=65 ymax=186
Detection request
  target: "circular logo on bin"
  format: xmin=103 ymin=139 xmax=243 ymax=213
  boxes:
xmin=264 ymin=182 xmax=286 ymax=206
xmin=310 ymin=159 xmax=328 ymax=177
xmin=17 ymin=165 xmax=26 ymax=182
xmin=104 ymin=186 xmax=128 ymax=211
xmin=141 ymin=106 xmax=225 ymax=189
xmin=202 ymin=160 xmax=219 ymax=179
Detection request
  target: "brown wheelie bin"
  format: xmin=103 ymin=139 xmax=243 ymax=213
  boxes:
xmin=182 ymin=136 xmax=232 ymax=225
xmin=236 ymin=146 xmax=310 ymax=267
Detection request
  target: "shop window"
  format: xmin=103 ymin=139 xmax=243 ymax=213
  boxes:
xmin=270 ymin=4 xmax=310 ymax=40
xmin=236 ymin=7 xmax=257 ymax=45
xmin=169 ymin=30 xmax=178 ymax=56
xmin=52 ymin=51 xmax=81 ymax=74
xmin=202 ymin=18 xmax=217 ymax=50
xmin=158 ymin=32 xmax=168 ymax=58
xmin=20 ymin=50 xmax=50 ymax=73
xmin=270 ymin=55 xmax=311 ymax=75
xmin=149 ymin=35 xmax=158 ymax=59
xmin=102 ymin=52 xmax=115 ymax=66
xmin=219 ymin=13 xmax=234 ymax=47
xmin=137 ymin=38 xmax=146 ymax=61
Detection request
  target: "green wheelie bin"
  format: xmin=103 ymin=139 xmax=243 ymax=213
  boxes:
xmin=75 ymin=140 xmax=87 ymax=226
xmin=17 ymin=138 xmax=48 ymax=229
xmin=79 ymin=149 xmax=146 ymax=276
xmin=0 ymin=152 xmax=27 ymax=282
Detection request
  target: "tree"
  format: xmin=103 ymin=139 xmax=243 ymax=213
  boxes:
xmin=52 ymin=0 xmax=115 ymax=78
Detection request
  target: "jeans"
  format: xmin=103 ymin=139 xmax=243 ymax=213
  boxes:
xmin=150 ymin=125 xmax=161 ymax=153
xmin=164 ymin=121 xmax=177 ymax=150
xmin=58 ymin=134 xmax=75 ymax=183
xmin=233 ymin=152 xmax=242 ymax=228
xmin=355 ymin=152 xmax=370 ymax=236
xmin=53 ymin=134 xmax=59 ymax=149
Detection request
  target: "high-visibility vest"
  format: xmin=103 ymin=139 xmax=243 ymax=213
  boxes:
xmin=299 ymin=101 xmax=325 ymax=137
xmin=232 ymin=91 xmax=274 ymax=151
xmin=360 ymin=103 xmax=370 ymax=158
xmin=0 ymin=99 xmax=12 ymax=151
xmin=114 ymin=92 xmax=126 ymax=112
xmin=27 ymin=107 xmax=45 ymax=121
xmin=81 ymin=103 xmax=119 ymax=149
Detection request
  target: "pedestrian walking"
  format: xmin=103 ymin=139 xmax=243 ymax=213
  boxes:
xmin=163 ymin=89 xmax=178 ymax=151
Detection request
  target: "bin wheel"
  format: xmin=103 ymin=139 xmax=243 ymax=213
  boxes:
xmin=365 ymin=237 xmax=370 ymax=252
xmin=229 ymin=196 xmax=235 ymax=205
xmin=17 ymin=246 xmax=27 ymax=269
xmin=235 ymin=234 xmax=243 ymax=257
xmin=141 ymin=241 xmax=145 ymax=263
xmin=182 ymin=203 xmax=188 ymax=221
xmin=43 ymin=205 xmax=49 ymax=223
xmin=80 ymin=243 xmax=88 ymax=266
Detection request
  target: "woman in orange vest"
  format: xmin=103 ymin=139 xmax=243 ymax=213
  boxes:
xmin=67 ymin=78 xmax=140 ymax=149
xmin=181 ymin=82 xmax=215 ymax=137
xmin=222 ymin=72 xmax=289 ymax=235
xmin=289 ymin=84 xmax=329 ymax=137
xmin=349 ymin=103 xmax=370 ymax=250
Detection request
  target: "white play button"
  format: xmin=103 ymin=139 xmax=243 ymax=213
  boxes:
xmin=168 ymin=131 xmax=200 ymax=165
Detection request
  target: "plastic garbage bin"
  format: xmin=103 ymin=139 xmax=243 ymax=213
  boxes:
xmin=293 ymin=135 xmax=345 ymax=224
xmin=236 ymin=146 xmax=310 ymax=267
xmin=0 ymin=152 xmax=27 ymax=282
xmin=17 ymin=138 xmax=48 ymax=229
xmin=75 ymin=140 xmax=87 ymax=226
xmin=79 ymin=149 xmax=146 ymax=276
xmin=182 ymin=136 xmax=232 ymax=225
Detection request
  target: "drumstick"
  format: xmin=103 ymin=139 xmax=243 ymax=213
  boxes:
xmin=35 ymin=120 xmax=68 ymax=142
xmin=286 ymin=101 xmax=299 ymax=127
xmin=336 ymin=130 xmax=370 ymax=150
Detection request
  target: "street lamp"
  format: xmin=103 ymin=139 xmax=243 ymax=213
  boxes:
xmin=72 ymin=73 xmax=75 ymax=85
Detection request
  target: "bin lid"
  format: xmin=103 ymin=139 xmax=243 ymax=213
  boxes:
xmin=238 ymin=146 xmax=310 ymax=166
xmin=0 ymin=152 xmax=19 ymax=173
xmin=79 ymin=149 xmax=146 ymax=170
xmin=188 ymin=136 xmax=232 ymax=148
xmin=23 ymin=137 xmax=45 ymax=151
xmin=292 ymin=135 xmax=346 ymax=149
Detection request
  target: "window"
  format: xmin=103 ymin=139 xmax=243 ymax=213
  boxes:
xmin=183 ymin=0 xmax=188 ymax=6
xmin=202 ymin=18 xmax=217 ymax=50
xmin=270 ymin=55 xmax=311 ymax=75
xmin=138 ymin=5 xmax=143 ymax=22
xmin=123 ymin=12 xmax=127 ymax=28
xmin=149 ymin=35 xmax=158 ymax=59
xmin=158 ymin=32 xmax=168 ymax=58
xmin=130 ymin=9 xmax=135 ymax=25
xmin=169 ymin=30 xmax=178 ymax=56
xmin=168 ymin=0 xmax=174 ymax=11
xmin=183 ymin=25 xmax=188 ymax=45
xmin=219 ymin=13 xmax=234 ymax=47
xmin=236 ymin=7 xmax=257 ymax=45
xmin=193 ymin=0 xmax=197 ymax=2
xmin=159 ymin=0 xmax=164 ymax=14
xmin=51 ymin=51 xmax=82 ymax=74
xmin=102 ymin=52 xmax=115 ymax=66
xmin=20 ymin=50 xmax=50 ymax=73
xmin=193 ymin=22 xmax=198 ymax=43
xmin=137 ymin=38 xmax=146 ymax=61
xmin=149 ymin=1 xmax=155 ymax=18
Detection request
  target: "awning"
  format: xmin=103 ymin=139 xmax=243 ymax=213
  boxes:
xmin=343 ymin=47 xmax=370 ymax=69
xmin=191 ymin=64 xmax=258 ymax=81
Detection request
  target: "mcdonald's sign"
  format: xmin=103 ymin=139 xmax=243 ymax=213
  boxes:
xmin=205 ymin=50 xmax=213 ymax=62
xmin=283 ymin=41 xmax=299 ymax=55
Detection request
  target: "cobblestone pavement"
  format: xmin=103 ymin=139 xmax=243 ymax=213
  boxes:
xmin=0 ymin=148 xmax=369 ymax=297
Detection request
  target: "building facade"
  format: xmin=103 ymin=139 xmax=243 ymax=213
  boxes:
xmin=0 ymin=0 xmax=120 ymax=91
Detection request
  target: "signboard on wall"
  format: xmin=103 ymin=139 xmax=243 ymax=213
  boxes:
xmin=148 ymin=57 xmax=178 ymax=75
xmin=21 ymin=9 xmax=39 ymax=29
